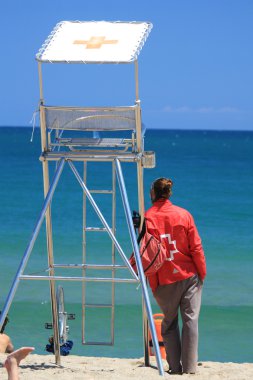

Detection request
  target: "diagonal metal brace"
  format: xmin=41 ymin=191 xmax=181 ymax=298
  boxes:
xmin=0 ymin=158 xmax=65 ymax=330
xmin=115 ymin=158 xmax=164 ymax=376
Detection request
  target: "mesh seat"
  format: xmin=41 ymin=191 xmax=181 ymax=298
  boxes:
xmin=42 ymin=105 xmax=139 ymax=154
xmin=43 ymin=105 xmax=137 ymax=131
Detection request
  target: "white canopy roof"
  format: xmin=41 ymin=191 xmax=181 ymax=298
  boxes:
xmin=36 ymin=21 xmax=152 ymax=64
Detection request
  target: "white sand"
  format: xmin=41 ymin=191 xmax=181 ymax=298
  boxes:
xmin=0 ymin=354 xmax=253 ymax=380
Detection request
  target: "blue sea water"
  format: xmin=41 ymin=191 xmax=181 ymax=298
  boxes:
xmin=0 ymin=127 xmax=252 ymax=362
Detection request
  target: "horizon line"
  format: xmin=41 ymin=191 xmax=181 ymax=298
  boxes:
xmin=0 ymin=125 xmax=253 ymax=132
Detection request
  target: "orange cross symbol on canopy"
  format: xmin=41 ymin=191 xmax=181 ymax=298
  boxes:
xmin=73 ymin=36 xmax=118 ymax=49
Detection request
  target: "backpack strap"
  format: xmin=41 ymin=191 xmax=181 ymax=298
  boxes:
xmin=137 ymin=219 xmax=146 ymax=244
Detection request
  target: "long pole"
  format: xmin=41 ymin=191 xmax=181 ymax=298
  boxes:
xmin=114 ymin=159 xmax=164 ymax=376
xmin=39 ymin=70 xmax=61 ymax=364
xmin=0 ymin=158 xmax=65 ymax=330
xmin=134 ymin=58 xmax=149 ymax=367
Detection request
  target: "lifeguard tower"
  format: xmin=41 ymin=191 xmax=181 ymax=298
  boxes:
xmin=0 ymin=21 xmax=164 ymax=376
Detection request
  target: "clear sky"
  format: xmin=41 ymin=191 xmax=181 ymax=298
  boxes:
xmin=0 ymin=0 xmax=252 ymax=130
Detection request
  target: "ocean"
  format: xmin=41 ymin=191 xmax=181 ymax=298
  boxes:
xmin=0 ymin=127 xmax=252 ymax=363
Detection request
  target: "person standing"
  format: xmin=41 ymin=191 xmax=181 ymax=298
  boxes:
xmin=145 ymin=178 xmax=206 ymax=374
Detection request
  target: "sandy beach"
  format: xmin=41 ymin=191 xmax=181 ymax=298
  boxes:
xmin=0 ymin=353 xmax=253 ymax=380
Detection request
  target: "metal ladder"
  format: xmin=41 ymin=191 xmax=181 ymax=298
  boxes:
xmin=82 ymin=161 xmax=117 ymax=346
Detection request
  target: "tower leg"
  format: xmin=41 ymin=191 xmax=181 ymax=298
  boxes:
xmin=42 ymin=159 xmax=61 ymax=365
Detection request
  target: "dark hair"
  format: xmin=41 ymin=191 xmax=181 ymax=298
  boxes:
xmin=0 ymin=312 xmax=9 ymax=333
xmin=151 ymin=177 xmax=173 ymax=201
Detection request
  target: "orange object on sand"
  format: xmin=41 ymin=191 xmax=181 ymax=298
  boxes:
xmin=148 ymin=313 xmax=166 ymax=360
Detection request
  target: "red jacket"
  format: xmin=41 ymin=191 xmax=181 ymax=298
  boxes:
xmin=144 ymin=199 xmax=206 ymax=292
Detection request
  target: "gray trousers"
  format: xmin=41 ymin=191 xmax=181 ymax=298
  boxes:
xmin=153 ymin=274 xmax=203 ymax=373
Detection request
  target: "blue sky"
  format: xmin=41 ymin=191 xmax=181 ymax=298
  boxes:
xmin=0 ymin=0 xmax=252 ymax=130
